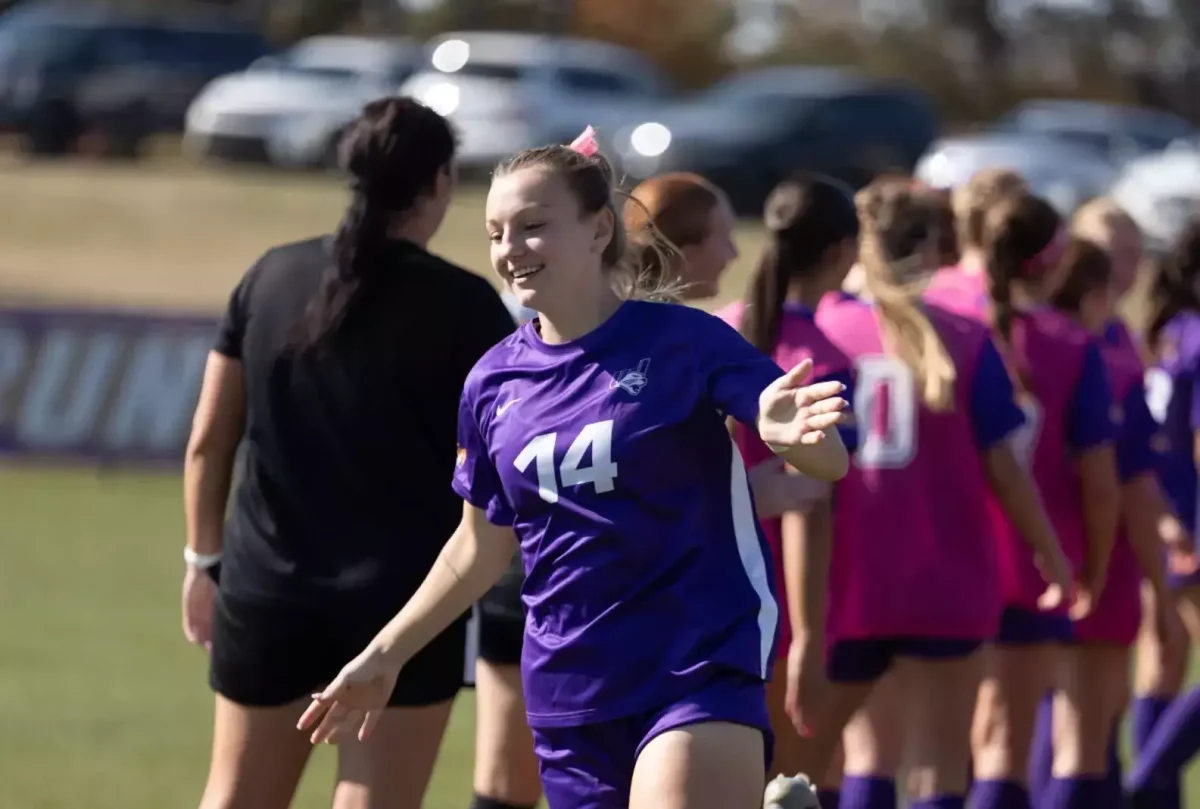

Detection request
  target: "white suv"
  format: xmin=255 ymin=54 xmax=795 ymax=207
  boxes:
xmin=399 ymin=32 xmax=671 ymax=171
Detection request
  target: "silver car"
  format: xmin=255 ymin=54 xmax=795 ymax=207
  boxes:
xmin=915 ymin=132 xmax=1119 ymax=215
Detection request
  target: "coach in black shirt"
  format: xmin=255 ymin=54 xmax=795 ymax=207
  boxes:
xmin=182 ymin=97 xmax=515 ymax=809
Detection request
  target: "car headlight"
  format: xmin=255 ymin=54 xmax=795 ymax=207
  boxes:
xmin=420 ymin=82 xmax=460 ymax=117
xmin=629 ymin=122 xmax=671 ymax=157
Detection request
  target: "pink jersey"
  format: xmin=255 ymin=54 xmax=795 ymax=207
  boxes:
xmin=816 ymin=300 xmax=1003 ymax=642
xmin=1073 ymin=342 xmax=1143 ymax=645
xmin=925 ymin=265 xmax=988 ymax=318
xmin=717 ymin=300 xmax=854 ymax=657
xmin=989 ymin=309 xmax=1096 ymax=612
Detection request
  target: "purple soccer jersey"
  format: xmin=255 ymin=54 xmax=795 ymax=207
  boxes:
xmin=1148 ymin=311 xmax=1200 ymax=533
xmin=453 ymin=300 xmax=786 ymax=727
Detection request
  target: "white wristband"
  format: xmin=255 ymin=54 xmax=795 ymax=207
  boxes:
xmin=184 ymin=547 xmax=222 ymax=569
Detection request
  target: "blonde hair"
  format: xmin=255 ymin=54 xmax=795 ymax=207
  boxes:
xmin=1071 ymin=196 xmax=1137 ymax=245
xmin=952 ymin=168 xmax=1027 ymax=251
xmin=858 ymin=177 xmax=957 ymax=412
xmin=495 ymin=145 xmax=684 ymax=302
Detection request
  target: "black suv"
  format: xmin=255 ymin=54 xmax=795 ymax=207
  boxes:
xmin=0 ymin=2 xmax=270 ymax=157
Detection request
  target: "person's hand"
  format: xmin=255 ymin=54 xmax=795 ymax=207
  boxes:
xmin=757 ymin=360 xmax=848 ymax=451
xmin=297 ymin=644 xmax=402 ymax=744
xmin=1034 ymin=549 xmax=1080 ymax=616
xmin=748 ymin=457 xmax=832 ymax=519
xmin=182 ymin=564 xmax=217 ymax=651
xmin=784 ymin=633 xmax=828 ymax=739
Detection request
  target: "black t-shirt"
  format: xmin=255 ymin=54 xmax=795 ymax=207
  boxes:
xmin=213 ymin=237 xmax=516 ymax=608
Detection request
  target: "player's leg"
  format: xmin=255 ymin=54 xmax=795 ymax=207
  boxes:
xmin=969 ymin=608 xmax=1065 ymax=809
xmin=629 ymin=672 xmax=772 ymax=809
xmin=473 ymin=661 xmax=541 ymax=809
xmin=472 ymin=559 xmax=542 ymax=809
xmin=199 ymin=696 xmax=314 ymax=809
xmin=766 ymin=656 xmax=849 ymax=805
xmin=630 ymin=722 xmax=765 ymax=809
xmin=200 ymin=594 xmax=321 ymax=809
xmin=787 ymin=639 xmax=887 ymax=787
xmin=891 ymin=643 xmax=982 ymax=809
xmin=332 ymin=702 xmax=454 ymax=809
xmin=840 ymin=670 xmax=903 ymax=809
xmin=330 ymin=608 xmax=465 ymax=809
xmin=1127 ymin=583 xmax=1200 ymax=808
xmin=1041 ymin=643 xmax=1126 ymax=807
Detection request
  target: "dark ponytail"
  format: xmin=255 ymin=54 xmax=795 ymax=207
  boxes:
xmin=296 ymin=97 xmax=455 ymax=350
xmin=740 ymin=173 xmax=859 ymax=353
xmin=1146 ymin=218 xmax=1200 ymax=353
xmin=981 ymin=191 xmax=1062 ymax=389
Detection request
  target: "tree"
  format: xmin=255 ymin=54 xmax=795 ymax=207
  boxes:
xmin=572 ymin=0 xmax=732 ymax=87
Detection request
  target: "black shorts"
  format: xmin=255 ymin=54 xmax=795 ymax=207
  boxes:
xmin=210 ymin=590 xmax=466 ymax=708
xmin=475 ymin=552 xmax=524 ymax=666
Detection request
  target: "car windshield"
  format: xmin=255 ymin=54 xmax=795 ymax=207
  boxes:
xmin=0 ymin=21 xmax=90 ymax=63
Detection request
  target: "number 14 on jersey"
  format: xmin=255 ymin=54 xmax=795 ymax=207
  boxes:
xmin=514 ymin=419 xmax=618 ymax=503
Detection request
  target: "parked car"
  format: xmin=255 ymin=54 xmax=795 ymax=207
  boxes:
xmin=611 ymin=68 xmax=938 ymax=215
xmin=399 ymin=31 xmax=672 ymax=172
xmin=991 ymin=99 xmax=1197 ymax=167
xmin=185 ymin=35 xmax=420 ymax=165
xmin=915 ymin=132 xmax=1119 ymax=215
xmin=1111 ymin=142 xmax=1200 ymax=255
xmin=0 ymin=2 xmax=269 ymax=157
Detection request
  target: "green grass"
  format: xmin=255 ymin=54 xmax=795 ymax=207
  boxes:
xmin=0 ymin=467 xmax=478 ymax=809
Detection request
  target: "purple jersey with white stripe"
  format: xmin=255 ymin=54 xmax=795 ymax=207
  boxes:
xmin=453 ymin=300 xmax=785 ymax=727
xmin=1148 ymin=311 xmax=1200 ymax=533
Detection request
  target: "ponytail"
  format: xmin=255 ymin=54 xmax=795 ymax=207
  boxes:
xmin=298 ymin=189 xmax=391 ymax=348
xmin=857 ymin=176 xmax=957 ymax=412
xmin=293 ymin=96 xmax=456 ymax=351
xmin=741 ymin=237 xmax=795 ymax=353
xmin=981 ymin=192 xmax=1062 ymax=390
xmin=739 ymin=173 xmax=859 ymax=353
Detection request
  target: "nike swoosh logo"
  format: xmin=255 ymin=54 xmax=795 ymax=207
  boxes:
xmin=496 ymin=398 xmax=520 ymax=416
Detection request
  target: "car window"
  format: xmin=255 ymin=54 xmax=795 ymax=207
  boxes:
xmin=448 ymin=62 xmax=523 ymax=82
xmin=556 ymin=66 xmax=637 ymax=95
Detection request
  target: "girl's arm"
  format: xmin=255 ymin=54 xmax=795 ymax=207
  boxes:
xmin=1070 ymin=343 xmax=1121 ymax=599
xmin=184 ymin=352 xmax=246 ymax=560
xmin=983 ymin=444 xmax=1072 ymax=593
xmin=376 ymin=501 xmax=518 ymax=666
xmin=1125 ymin=476 xmax=1172 ymax=597
xmin=781 ymin=495 xmax=832 ymax=645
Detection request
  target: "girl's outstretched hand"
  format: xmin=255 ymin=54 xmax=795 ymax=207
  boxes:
xmin=297 ymin=644 xmax=402 ymax=745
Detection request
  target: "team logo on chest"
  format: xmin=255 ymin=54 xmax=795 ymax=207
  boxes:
xmin=610 ymin=358 xmax=651 ymax=396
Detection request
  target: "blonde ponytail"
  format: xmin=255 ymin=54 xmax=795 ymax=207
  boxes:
xmin=857 ymin=178 xmax=957 ymax=412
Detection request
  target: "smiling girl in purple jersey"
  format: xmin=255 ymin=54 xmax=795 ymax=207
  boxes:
xmin=961 ymin=192 xmax=1121 ymax=809
xmin=1124 ymin=219 xmax=1200 ymax=809
xmin=297 ymin=128 xmax=852 ymax=809
xmin=715 ymin=173 xmax=861 ymax=796
xmin=798 ymin=177 xmax=1072 ymax=809
xmin=1020 ymin=237 xmax=1179 ymax=807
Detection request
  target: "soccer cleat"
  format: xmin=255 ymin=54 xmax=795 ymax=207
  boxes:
xmin=763 ymin=773 xmax=822 ymax=809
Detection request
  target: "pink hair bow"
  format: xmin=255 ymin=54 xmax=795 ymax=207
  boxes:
xmin=569 ymin=125 xmax=599 ymax=157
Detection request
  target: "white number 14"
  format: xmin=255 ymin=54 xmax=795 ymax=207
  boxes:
xmin=513 ymin=419 xmax=618 ymax=503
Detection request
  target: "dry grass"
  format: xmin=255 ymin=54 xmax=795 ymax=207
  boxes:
xmin=0 ymin=154 xmax=771 ymax=314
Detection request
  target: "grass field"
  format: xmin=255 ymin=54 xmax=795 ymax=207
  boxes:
xmin=0 ymin=153 xmax=1194 ymax=808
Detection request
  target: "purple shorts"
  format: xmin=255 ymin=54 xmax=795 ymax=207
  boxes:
xmin=826 ymin=637 xmax=982 ymax=684
xmin=531 ymin=671 xmax=772 ymax=809
xmin=994 ymin=605 xmax=1073 ymax=645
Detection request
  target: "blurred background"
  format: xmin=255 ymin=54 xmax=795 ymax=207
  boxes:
xmin=1 ymin=0 xmax=1199 ymax=807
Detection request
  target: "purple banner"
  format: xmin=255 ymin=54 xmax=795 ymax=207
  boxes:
xmin=0 ymin=304 xmax=218 ymax=466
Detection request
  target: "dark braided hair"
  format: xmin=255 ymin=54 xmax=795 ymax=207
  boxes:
xmin=981 ymin=191 xmax=1061 ymax=389
xmin=1147 ymin=217 xmax=1200 ymax=353
xmin=296 ymin=97 xmax=455 ymax=350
